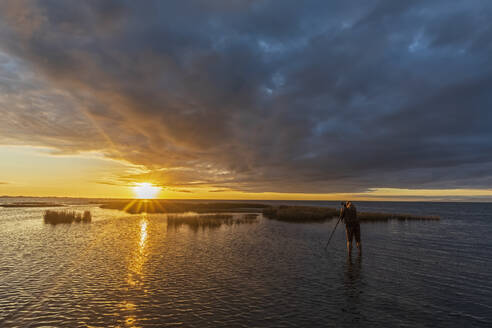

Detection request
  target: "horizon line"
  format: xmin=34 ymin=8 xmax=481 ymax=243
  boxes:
xmin=1 ymin=195 xmax=491 ymax=204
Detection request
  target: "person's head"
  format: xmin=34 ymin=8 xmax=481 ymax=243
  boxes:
xmin=346 ymin=201 xmax=352 ymax=207
xmin=341 ymin=201 xmax=347 ymax=207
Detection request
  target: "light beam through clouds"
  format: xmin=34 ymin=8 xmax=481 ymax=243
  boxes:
xmin=0 ymin=1 xmax=491 ymax=200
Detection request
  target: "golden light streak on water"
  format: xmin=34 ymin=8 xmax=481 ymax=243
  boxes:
xmin=139 ymin=219 xmax=148 ymax=250
xmin=127 ymin=217 xmax=149 ymax=287
xmin=124 ymin=216 xmax=149 ymax=327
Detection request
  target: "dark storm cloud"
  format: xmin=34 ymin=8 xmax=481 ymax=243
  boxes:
xmin=0 ymin=0 xmax=491 ymax=193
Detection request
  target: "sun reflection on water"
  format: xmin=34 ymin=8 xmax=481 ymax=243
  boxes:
xmin=139 ymin=219 xmax=147 ymax=250
xmin=127 ymin=217 xmax=149 ymax=287
xmin=123 ymin=216 xmax=149 ymax=327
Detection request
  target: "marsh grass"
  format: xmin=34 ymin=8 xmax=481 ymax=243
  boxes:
xmin=262 ymin=206 xmax=439 ymax=223
xmin=167 ymin=213 xmax=258 ymax=231
xmin=262 ymin=206 xmax=339 ymax=222
xmin=100 ymin=200 xmax=439 ymax=224
xmin=44 ymin=210 xmax=92 ymax=225
xmin=1 ymin=202 xmax=63 ymax=208
xmin=241 ymin=213 xmax=260 ymax=221
xmin=358 ymin=211 xmax=440 ymax=222
xmin=100 ymin=200 xmax=268 ymax=214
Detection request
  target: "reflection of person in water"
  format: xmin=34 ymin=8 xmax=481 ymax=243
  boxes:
xmin=344 ymin=255 xmax=362 ymax=287
xmin=341 ymin=255 xmax=363 ymax=321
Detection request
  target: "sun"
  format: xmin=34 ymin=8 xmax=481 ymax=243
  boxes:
xmin=132 ymin=182 xmax=161 ymax=199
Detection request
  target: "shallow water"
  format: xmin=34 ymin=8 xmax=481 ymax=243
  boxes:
xmin=1 ymin=201 xmax=491 ymax=327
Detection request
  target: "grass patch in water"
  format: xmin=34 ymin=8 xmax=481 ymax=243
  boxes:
xmin=262 ymin=205 xmax=439 ymax=223
xmin=44 ymin=210 xmax=92 ymax=225
xmin=100 ymin=200 xmax=268 ymax=214
xmin=262 ymin=206 xmax=339 ymax=222
xmin=167 ymin=213 xmax=258 ymax=231
xmin=358 ymin=211 xmax=440 ymax=222
xmin=1 ymin=202 xmax=64 ymax=208
xmin=99 ymin=200 xmax=439 ymax=224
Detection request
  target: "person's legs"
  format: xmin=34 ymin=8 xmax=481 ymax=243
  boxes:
xmin=346 ymin=225 xmax=353 ymax=256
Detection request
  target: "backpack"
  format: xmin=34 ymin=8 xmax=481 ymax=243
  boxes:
xmin=344 ymin=205 xmax=358 ymax=224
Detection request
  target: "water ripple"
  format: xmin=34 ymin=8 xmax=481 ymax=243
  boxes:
xmin=1 ymin=204 xmax=492 ymax=327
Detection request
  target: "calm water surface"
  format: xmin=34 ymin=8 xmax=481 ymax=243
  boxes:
xmin=1 ymin=200 xmax=491 ymax=327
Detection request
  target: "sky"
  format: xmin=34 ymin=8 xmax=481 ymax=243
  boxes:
xmin=0 ymin=0 xmax=492 ymax=201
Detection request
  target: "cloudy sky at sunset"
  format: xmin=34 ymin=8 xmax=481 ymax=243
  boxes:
xmin=1 ymin=1 xmax=491 ymax=201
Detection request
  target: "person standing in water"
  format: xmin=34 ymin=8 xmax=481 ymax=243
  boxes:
xmin=340 ymin=201 xmax=361 ymax=257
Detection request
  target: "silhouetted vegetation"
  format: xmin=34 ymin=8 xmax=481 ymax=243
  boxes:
xmin=262 ymin=205 xmax=439 ymax=223
xmin=100 ymin=200 xmax=268 ymax=214
xmin=99 ymin=200 xmax=439 ymax=223
xmin=167 ymin=213 xmax=258 ymax=231
xmin=262 ymin=205 xmax=339 ymax=222
xmin=1 ymin=202 xmax=64 ymax=208
xmin=358 ymin=211 xmax=439 ymax=222
xmin=44 ymin=210 xmax=92 ymax=224
xmin=242 ymin=213 xmax=259 ymax=221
